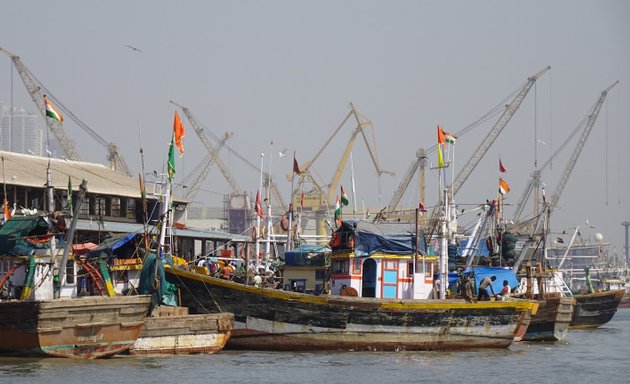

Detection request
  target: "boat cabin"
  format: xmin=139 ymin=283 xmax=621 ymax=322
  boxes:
xmin=328 ymin=221 xmax=435 ymax=299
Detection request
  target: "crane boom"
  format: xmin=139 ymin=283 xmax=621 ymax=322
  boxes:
xmin=451 ymin=66 xmax=551 ymax=196
xmin=1 ymin=47 xmax=81 ymax=160
xmin=170 ymin=101 xmax=243 ymax=194
xmin=549 ymin=81 xmax=618 ymax=208
xmin=0 ymin=47 xmax=132 ymax=175
xmin=184 ymin=132 xmax=231 ymax=201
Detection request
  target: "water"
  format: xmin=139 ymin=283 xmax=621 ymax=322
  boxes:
xmin=2 ymin=309 xmax=630 ymax=384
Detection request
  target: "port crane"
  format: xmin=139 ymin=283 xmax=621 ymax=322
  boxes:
xmin=512 ymin=80 xmax=619 ymax=225
xmin=388 ymin=66 xmax=550 ymax=215
xmin=170 ymin=101 xmax=287 ymax=211
xmin=0 ymin=47 xmax=131 ymax=175
xmin=292 ymin=103 xmax=392 ymax=235
xmin=180 ymin=132 xmax=232 ymax=202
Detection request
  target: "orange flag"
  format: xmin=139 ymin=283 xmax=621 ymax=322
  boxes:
xmin=173 ymin=111 xmax=185 ymax=156
xmin=3 ymin=198 xmax=11 ymax=221
xmin=437 ymin=125 xmax=446 ymax=144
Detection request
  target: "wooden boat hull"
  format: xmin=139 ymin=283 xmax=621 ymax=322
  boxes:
xmin=165 ymin=267 xmax=538 ymax=351
xmin=570 ymin=289 xmax=624 ymax=329
xmin=0 ymin=295 xmax=151 ymax=358
xmin=130 ymin=313 xmax=233 ymax=355
xmin=523 ymin=294 xmax=574 ymax=341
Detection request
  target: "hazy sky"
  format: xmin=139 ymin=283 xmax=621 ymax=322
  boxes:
xmin=1 ymin=1 xmax=629 ymax=256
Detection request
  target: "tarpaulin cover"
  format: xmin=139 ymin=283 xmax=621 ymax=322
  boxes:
xmin=87 ymin=232 xmax=138 ymax=255
xmin=458 ymin=238 xmax=490 ymax=257
xmin=338 ymin=220 xmax=426 ymax=257
xmin=0 ymin=214 xmax=51 ymax=255
xmin=284 ymin=245 xmax=329 ymax=266
xmin=463 ymin=266 xmax=518 ymax=295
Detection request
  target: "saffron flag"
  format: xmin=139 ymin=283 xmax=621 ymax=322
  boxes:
xmin=44 ymin=97 xmax=63 ymax=122
xmin=499 ymin=178 xmax=510 ymax=195
xmin=293 ymin=155 xmax=302 ymax=175
xmin=334 ymin=196 xmax=342 ymax=227
xmin=3 ymin=198 xmax=11 ymax=221
xmin=67 ymin=176 xmax=73 ymax=211
xmin=340 ymin=185 xmax=349 ymax=206
xmin=255 ymin=190 xmax=264 ymax=218
xmin=499 ymin=158 xmax=507 ymax=173
xmin=173 ymin=111 xmax=185 ymax=156
xmin=167 ymin=136 xmax=176 ymax=181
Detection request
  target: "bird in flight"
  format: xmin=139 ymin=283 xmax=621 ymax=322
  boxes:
xmin=125 ymin=45 xmax=143 ymax=53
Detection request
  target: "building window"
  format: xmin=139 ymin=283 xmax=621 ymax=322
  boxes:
xmin=315 ymin=269 xmax=326 ymax=281
xmin=80 ymin=198 xmax=89 ymax=216
xmin=95 ymin=197 xmax=106 ymax=216
xmin=66 ymin=260 xmax=75 ymax=284
xmin=126 ymin=198 xmax=136 ymax=219
xmin=111 ymin=197 xmax=121 ymax=217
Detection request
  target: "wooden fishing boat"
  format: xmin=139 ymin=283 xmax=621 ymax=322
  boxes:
xmin=0 ymin=180 xmax=151 ymax=358
xmin=522 ymin=293 xmax=574 ymax=341
xmin=165 ymin=265 xmax=536 ymax=351
xmin=130 ymin=306 xmax=234 ymax=355
xmin=0 ymin=295 xmax=150 ymax=358
xmin=570 ymin=289 xmax=625 ymax=329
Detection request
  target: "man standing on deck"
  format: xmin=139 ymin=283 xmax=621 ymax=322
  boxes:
xmin=478 ymin=275 xmax=496 ymax=301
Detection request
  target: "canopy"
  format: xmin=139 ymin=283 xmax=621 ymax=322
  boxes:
xmin=284 ymin=245 xmax=329 ymax=266
xmin=463 ymin=266 xmax=518 ymax=294
xmin=335 ymin=220 xmax=426 ymax=257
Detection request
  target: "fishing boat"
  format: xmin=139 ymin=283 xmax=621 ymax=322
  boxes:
xmin=0 ymin=179 xmax=151 ymax=358
xmin=165 ymin=219 xmax=538 ymax=351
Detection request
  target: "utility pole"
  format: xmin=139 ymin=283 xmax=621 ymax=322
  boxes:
xmin=622 ymin=221 xmax=630 ymax=269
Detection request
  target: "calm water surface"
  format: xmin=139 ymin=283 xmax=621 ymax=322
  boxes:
xmin=1 ymin=309 xmax=629 ymax=384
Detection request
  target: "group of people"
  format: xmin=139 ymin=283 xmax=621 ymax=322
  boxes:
xmin=477 ymin=275 xmax=511 ymax=301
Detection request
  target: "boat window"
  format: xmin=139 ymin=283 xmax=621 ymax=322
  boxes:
xmin=315 ymin=269 xmax=326 ymax=281
xmin=126 ymin=198 xmax=136 ymax=219
xmin=352 ymin=259 xmax=362 ymax=274
xmin=331 ymin=259 xmax=349 ymax=274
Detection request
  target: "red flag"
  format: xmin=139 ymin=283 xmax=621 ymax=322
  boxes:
xmin=293 ymin=155 xmax=302 ymax=175
xmin=173 ymin=111 xmax=185 ymax=156
xmin=255 ymin=190 xmax=264 ymax=218
xmin=499 ymin=158 xmax=507 ymax=173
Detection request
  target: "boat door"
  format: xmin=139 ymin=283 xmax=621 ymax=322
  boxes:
xmin=362 ymin=258 xmax=376 ymax=297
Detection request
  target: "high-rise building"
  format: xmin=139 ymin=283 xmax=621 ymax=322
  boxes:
xmin=0 ymin=103 xmax=43 ymax=156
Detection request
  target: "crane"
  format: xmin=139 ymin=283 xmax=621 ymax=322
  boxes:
xmin=0 ymin=47 xmax=131 ymax=175
xmin=325 ymin=103 xmax=394 ymax=205
xmin=387 ymin=66 xmax=550 ymax=213
xmin=170 ymin=101 xmax=243 ymax=193
xmin=291 ymin=103 xmax=391 ymax=235
xmin=182 ymin=132 xmax=232 ymax=202
xmin=512 ymin=81 xmax=619 ymax=224
xmin=170 ymin=101 xmax=287 ymax=212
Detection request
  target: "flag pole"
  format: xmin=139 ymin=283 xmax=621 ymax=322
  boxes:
xmin=265 ymin=142 xmax=273 ymax=272
xmin=287 ymin=151 xmax=297 ymax=251
xmin=256 ymin=153 xmax=264 ymax=272
xmin=350 ymin=152 xmax=357 ymax=219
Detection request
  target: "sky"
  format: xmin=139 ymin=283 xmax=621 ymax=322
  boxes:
xmin=0 ymin=0 xmax=629 ymax=259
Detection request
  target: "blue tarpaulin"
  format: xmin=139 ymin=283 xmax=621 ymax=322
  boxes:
xmin=340 ymin=221 xmax=426 ymax=257
xmin=284 ymin=245 xmax=330 ymax=266
xmin=463 ymin=266 xmax=518 ymax=294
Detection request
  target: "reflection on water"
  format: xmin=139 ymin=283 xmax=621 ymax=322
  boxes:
xmin=1 ymin=310 xmax=629 ymax=384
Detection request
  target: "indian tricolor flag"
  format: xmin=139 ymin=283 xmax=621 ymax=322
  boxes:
xmin=340 ymin=185 xmax=349 ymax=206
xmin=334 ymin=196 xmax=342 ymax=228
xmin=499 ymin=178 xmax=510 ymax=195
xmin=44 ymin=97 xmax=63 ymax=122
xmin=444 ymin=130 xmax=457 ymax=144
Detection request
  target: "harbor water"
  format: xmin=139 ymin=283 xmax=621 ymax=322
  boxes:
xmin=1 ymin=309 xmax=629 ymax=384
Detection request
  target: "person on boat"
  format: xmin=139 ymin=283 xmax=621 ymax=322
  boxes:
xmin=252 ymin=272 xmax=262 ymax=288
xmin=496 ymin=280 xmax=510 ymax=301
xmin=477 ymin=275 xmax=496 ymax=301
